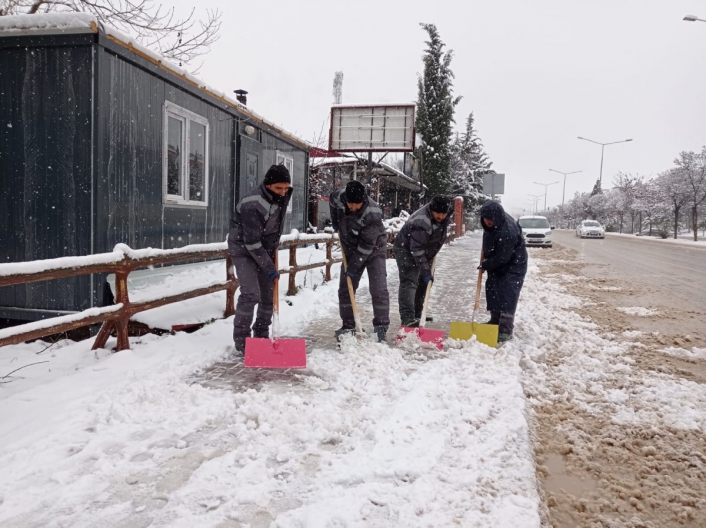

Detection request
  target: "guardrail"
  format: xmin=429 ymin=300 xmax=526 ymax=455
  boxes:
xmin=0 ymin=198 xmax=465 ymax=352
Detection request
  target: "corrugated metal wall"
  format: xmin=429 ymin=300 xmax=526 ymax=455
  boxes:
xmin=1 ymin=34 xmax=308 ymax=319
xmin=0 ymin=42 xmax=93 ymax=314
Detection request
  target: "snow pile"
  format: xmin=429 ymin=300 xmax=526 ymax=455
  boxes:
xmin=659 ymin=346 xmax=706 ymax=360
xmin=384 ymin=210 xmax=410 ymax=234
xmin=616 ymin=306 xmax=660 ymax=317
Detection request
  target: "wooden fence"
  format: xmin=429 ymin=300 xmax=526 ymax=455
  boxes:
xmin=0 ymin=198 xmax=464 ymax=352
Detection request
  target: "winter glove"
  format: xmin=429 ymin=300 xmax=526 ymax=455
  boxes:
xmin=268 ymin=270 xmax=280 ymax=282
xmin=422 ymin=274 xmax=434 ymax=285
xmin=345 ymin=269 xmax=358 ymax=280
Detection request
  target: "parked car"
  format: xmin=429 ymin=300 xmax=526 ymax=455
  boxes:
xmin=518 ymin=216 xmax=553 ymax=248
xmin=576 ymin=220 xmax=605 ymax=238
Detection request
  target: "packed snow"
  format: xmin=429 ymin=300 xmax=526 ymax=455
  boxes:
xmin=616 ymin=306 xmax=660 ymax=317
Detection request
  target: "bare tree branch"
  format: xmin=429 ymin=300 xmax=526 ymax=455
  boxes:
xmin=1 ymin=360 xmax=49 ymax=380
xmin=1 ymin=0 xmax=221 ymax=67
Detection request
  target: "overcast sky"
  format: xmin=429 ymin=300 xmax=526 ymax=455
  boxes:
xmin=176 ymin=0 xmax=706 ymax=216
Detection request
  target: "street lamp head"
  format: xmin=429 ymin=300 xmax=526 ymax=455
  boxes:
xmin=625 ymin=139 xmax=633 ymax=142
xmin=684 ymin=15 xmax=698 ymax=21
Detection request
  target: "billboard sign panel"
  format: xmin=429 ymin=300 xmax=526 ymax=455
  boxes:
xmin=329 ymin=104 xmax=415 ymax=152
xmin=483 ymin=173 xmax=505 ymax=196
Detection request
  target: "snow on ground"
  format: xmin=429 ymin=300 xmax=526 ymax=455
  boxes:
xmin=616 ymin=306 xmax=660 ymax=317
xmin=659 ymin=346 xmax=706 ymax=360
xmin=604 ymin=231 xmax=706 ymax=248
xmin=0 ymin=234 xmax=540 ymax=527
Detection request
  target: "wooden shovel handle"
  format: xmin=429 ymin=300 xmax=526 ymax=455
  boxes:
xmin=341 ymin=250 xmax=363 ymax=334
xmin=273 ymin=250 xmax=279 ymax=316
xmin=474 ymin=250 xmax=484 ymax=312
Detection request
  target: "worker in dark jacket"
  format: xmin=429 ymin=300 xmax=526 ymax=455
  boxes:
xmin=479 ymin=200 xmax=528 ymax=343
xmin=330 ymin=181 xmax=390 ymax=343
xmin=393 ymin=195 xmax=453 ymax=326
xmin=228 ymin=165 xmax=293 ymax=353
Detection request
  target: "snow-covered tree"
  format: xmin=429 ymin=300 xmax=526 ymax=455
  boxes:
xmin=416 ymin=23 xmax=461 ymax=197
xmin=673 ymin=147 xmax=706 ymax=241
xmin=655 ymin=168 xmax=690 ymax=239
xmin=612 ymin=172 xmax=643 ymax=233
xmin=0 ymin=1 xmax=221 ymax=66
xmin=449 ymin=112 xmax=492 ymax=211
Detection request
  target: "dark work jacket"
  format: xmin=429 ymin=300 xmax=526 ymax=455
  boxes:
xmin=479 ymin=201 xmax=528 ymax=312
xmin=329 ymin=187 xmax=387 ymax=276
xmin=393 ymin=204 xmax=453 ymax=277
xmin=228 ymin=183 xmax=293 ymax=276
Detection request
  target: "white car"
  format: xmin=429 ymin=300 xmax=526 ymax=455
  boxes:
xmin=518 ymin=216 xmax=553 ymax=248
xmin=576 ymin=220 xmax=605 ymax=239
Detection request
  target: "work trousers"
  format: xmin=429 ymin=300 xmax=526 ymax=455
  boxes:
xmin=394 ymin=248 xmax=428 ymax=325
xmin=488 ymin=310 xmax=516 ymax=335
xmin=232 ymin=256 xmax=275 ymax=340
xmin=338 ymin=254 xmax=390 ymax=328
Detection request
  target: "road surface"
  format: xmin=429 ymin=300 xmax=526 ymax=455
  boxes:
xmin=552 ymin=230 xmax=706 ymax=314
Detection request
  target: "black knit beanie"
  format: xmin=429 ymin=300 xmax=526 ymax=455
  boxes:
xmin=429 ymin=195 xmax=452 ymax=213
xmin=263 ymin=164 xmax=291 ymax=185
xmin=345 ymin=180 xmax=366 ymax=204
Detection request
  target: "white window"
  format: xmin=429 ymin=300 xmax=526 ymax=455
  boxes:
xmin=276 ymin=151 xmax=294 ymax=213
xmin=163 ymin=102 xmax=209 ymax=206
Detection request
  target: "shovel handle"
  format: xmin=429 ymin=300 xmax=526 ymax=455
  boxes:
xmin=419 ymin=255 xmax=437 ymax=329
xmin=474 ymin=250 xmax=484 ymax=313
xmin=273 ymin=251 xmax=279 ymax=338
xmin=341 ymin=250 xmax=363 ymax=334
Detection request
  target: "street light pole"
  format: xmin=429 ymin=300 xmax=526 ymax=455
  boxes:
xmin=528 ymin=194 xmax=542 ymax=215
xmin=549 ymin=169 xmax=582 ymax=205
xmin=533 ymin=181 xmax=559 ymax=211
xmin=577 ymin=137 xmax=632 ymax=188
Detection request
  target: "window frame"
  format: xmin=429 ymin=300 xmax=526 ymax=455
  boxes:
xmin=162 ymin=101 xmax=210 ymax=207
xmin=276 ymin=151 xmax=294 ymax=213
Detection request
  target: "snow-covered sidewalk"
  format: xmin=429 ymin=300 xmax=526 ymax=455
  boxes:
xmin=0 ymin=235 xmax=541 ymax=527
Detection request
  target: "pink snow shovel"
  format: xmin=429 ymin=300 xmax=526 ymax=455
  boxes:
xmin=397 ymin=256 xmax=445 ymax=350
xmin=244 ymin=252 xmax=307 ymax=369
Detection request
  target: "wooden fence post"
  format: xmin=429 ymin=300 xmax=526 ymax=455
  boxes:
xmin=287 ymin=245 xmax=297 ymax=296
xmin=114 ymin=267 xmax=131 ymax=351
xmin=454 ymin=197 xmax=464 ymax=239
xmin=325 ymin=239 xmax=333 ymax=282
xmin=224 ymin=254 xmax=236 ymax=318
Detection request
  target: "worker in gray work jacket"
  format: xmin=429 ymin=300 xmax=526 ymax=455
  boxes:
xmin=330 ymin=180 xmax=390 ymax=343
xmin=228 ymin=164 xmax=293 ymax=354
xmin=393 ymin=195 xmax=453 ymax=327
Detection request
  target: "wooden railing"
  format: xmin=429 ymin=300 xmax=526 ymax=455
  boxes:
xmin=0 ymin=199 xmax=465 ymax=352
xmin=0 ymin=234 xmax=342 ymax=352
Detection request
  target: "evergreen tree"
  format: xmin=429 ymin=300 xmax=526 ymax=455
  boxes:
xmin=590 ymin=179 xmax=603 ymax=196
xmin=416 ymin=23 xmax=462 ymax=197
xmin=449 ymin=112 xmax=493 ymax=210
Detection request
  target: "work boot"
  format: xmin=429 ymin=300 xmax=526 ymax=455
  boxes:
xmin=401 ymin=318 xmax=420 ymax=328
xmin=335 ymin=327 xmax=356 ymax=342
xmin=373 ymin=326 xmax=388 ymax=343
xmin=233 ymin=337 xmax=246 ymax=356
xmin=497 ymin=332 xmax=513 ymax=343
xmin=252 ymin=328 xmax=270 ymax=339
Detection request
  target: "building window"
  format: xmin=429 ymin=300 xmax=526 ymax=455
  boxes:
xmin=163 ymin=102 xmax=209 ymax=206
xmin=276 ymin=151 xmax=294 ymax=213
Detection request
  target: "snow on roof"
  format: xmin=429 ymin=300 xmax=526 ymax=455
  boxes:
xmin=0 ymin=13 xmax=310 ymax=149
xmin=0 ymin=13 xmax=97 ymax=33
xmin=332 ymin=102 xmax=415 ymax=108
xmin=378 ymin=161 xmax=428 ymax=190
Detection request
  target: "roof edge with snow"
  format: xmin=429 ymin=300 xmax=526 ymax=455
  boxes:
xmin=0 ymin=13 xmax=310 ymax=150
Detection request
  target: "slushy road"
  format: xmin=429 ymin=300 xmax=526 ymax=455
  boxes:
xmin=552 ymin=230 xmax=706 ymax=314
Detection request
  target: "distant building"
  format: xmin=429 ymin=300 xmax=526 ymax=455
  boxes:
xmin=308 ymin=148 xmax=426 ymax=228
xmin=0 ymin=14 xmax=310 ymax=322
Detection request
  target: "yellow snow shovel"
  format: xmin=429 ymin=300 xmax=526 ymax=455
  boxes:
xmin=449 ymin=253 xmax=499 ymax=347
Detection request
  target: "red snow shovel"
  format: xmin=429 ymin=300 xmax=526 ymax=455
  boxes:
xmin=244 ymin=252 xmax=307 ymax=369
xmin=397 ymin=256 xmax=445 ymax=350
